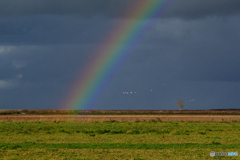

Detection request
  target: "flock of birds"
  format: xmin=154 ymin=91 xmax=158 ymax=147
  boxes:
xmin=122 ymin=84 xmax=167 ymax=95
xmin=122 ymin=91 xmax=137 ymax=94
xmin=122 ymin=89 xmax=195 ymax=103
xmin=122 ymin=89 xmax=153 ymax=94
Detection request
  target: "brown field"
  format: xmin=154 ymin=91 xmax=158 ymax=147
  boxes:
xmin=0 ymin=114 xmax=240 ymax=122
xmin=1 ymin=109 xmax=240 ymax=115
xmin=0 ymin=109 xmax=239 ymax=122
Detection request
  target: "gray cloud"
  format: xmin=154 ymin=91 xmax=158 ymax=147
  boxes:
xmin=0 ymin=0 xmax=240 ymax=19
xmin=0 ymin=79 xmax=17 ymax=89
xmin=165 ymin=0 xmax=240 ymax=19
xmin=0 ymin=15 xmax=111 ymax=45
xmin=12 ymin=60 xmax=26 ymax=69
xmin=0 ymin=74 xmax=22 ymax=89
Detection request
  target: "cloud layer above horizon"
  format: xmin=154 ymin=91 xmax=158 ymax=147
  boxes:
xmin=0 ymin=0 xmax=240 ymax=110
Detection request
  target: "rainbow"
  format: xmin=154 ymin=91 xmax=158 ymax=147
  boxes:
xmin=59 ymin=0 xmax=174 ymax=110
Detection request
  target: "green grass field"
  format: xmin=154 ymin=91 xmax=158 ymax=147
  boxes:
xmin=0 ymin=121 xmax=239 ymax=159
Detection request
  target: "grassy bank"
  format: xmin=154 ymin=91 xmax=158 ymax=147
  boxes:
xmin=0 ymin=121 xmax=239 ymax=159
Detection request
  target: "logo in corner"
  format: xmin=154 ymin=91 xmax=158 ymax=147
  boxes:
xmin=210 ymin=151 xmax=215 ymax=157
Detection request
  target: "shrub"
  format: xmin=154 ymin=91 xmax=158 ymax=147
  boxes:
xmin=59 ymin=129 xmax=70 ymax=134
xmin=149 ymin=119 xmax=157 ymax=122
xmin=156 ymin=130 xmax=171 ymax=134
xmin=96 ymin=129 xmax=111 ymax=134
xmin=128 ymin=129 xmax=141 ymax=134
xmin=173 ymin=130 xmax=182 ymax=135
xmin=148 ymin=129 xmax=157 ymax=133
xmin=212 ymin=141 xmax=221 ymax=145
xmin=89 ymin=133 xmax=95 ymax=137
xmin=135 ymin=118 xmax=140 ymax=123
xmin=110 ymin=130 xmax=124 ymax=134
xmin=82 ymin=130 xmax=94 ymax=134
xmin=156 ymin=118 xmax=162 ymax=122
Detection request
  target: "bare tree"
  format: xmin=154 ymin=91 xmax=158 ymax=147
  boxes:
xmin=175 ymin=99 xmax=184 ymax=111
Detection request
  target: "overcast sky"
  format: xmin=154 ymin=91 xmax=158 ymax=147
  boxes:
xmin=0 ymin=0 xmax=240 ymax=110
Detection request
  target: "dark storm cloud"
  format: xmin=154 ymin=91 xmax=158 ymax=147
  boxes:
xmin=0 ymin=45 xmax=95 ymax=108
xmin=165 ymin=0 xmax=240 ymax=19
xmin=0 ymin=15 xmax=112 ymax=45
xmin=131 ymin=16 xmax=240 ymax=82
xmin=1 ymin=0 xmax=240 ymax=46
xmin=0 ymin=0 xmax=128 ymax=17
xmin=0 ymin=45 xmax=96 ymax=83
xmin=0 ymin=0 xmax=240 ymax=110
xmin=0 ymin=0 xmax=240 ymax=19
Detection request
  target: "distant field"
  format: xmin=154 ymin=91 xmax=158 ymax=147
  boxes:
xmin=1 ymin=115 xmax=240 ymax=122
xmin=1 ymin=109 xmax=240 ymax=115
xmin=0 ymin=109 xmax=240 ymax=122
xmin=0 ymin=121 xmax=239 ymax=159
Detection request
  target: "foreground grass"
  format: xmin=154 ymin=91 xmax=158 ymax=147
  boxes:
xmin=0 ymin=121 xmax=239 ymax=159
